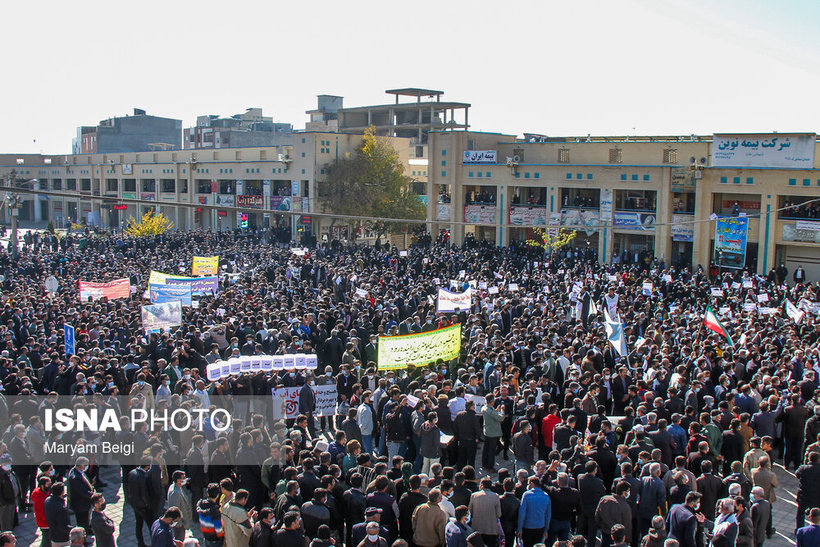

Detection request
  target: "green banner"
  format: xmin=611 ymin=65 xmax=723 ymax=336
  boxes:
xmin=377 ymin=324 xmax=462 ymax=370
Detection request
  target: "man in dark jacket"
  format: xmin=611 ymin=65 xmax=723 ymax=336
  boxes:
xmin=126 ymin=458 xmax=154 ymax=547
xmin=44 ymin=482 xmax=72 ymax=547
xmin=67 ymin=457 xmax=94 ymax=533
xmin=184 ymin=435 xmax=208 ymax=515
xmin=695 ymin=460 xmax=723 ymax=522
xmin=595 ymin=480 xmax=633 ymax=547
xmin=750 ymin=487 xmax=771 ymax=547
xmin=638 ymin=463 xmax=667 ymax=535
xmin=666 ymin=492 xmax=701 ymax=547
xmin=250 ymin=507 xmax=275 ymax=547
xmin=453 ymin=401 xmax=482 ymax=469
xmin=796 ymin=451 xmax=820 ymax=531
xmin=342 ymin=473 xmax=367 ymax=546
xmin=300 ymin=488 xmax=331 ymax=538
xmin=780 ymin=394 xmax=810 ymax=471
xmin=90 ymin=492 xmax=116 ymax=547
xmin=578 ymin=461 xmax=606 ymax=546
xmin=299 ymin=375 xmax=317 ymax=437
xmin=397 ymin=475 xmax=427 ymax=542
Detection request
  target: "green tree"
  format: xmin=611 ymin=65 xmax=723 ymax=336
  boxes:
xmin=323 ymin=127 xmax=425 ymax=242
xmin=525 ymin=227 xmax=577 ymax=258
xmin=125 ymin=210 xmax=174 ymax=237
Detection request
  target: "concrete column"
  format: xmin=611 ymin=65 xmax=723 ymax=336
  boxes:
xmin=33 ymin=181 xmax=41 ymax=221
xmin=655 ymin=171 xmax=671 ymax=262
xmin=692 ymin=180 xmax=713 ymax=270
xmin=757 ymin=193 xmax=776 ymax=275
xmin=498 ymin=185 xmax=509 ymax=247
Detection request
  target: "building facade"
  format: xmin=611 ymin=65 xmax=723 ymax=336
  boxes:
xmin=184 ymin=108 xmax=293 ymax=149
xmin=428 ymin=131 xmax=820 ymax=281
xmin=0 ymin=132 xmax=412 ymax=242
xmin=72 ymin=110 xmax=182 ymax=154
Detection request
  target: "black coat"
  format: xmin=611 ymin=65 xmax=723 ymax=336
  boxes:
xmin=67 ymin=467 xmax=93 ymax=512
xmin=126 ymin=468 xmax=151 ymax=510
xmin=578 ymin=473 xmax=606 ymax=516
xmin=44 ymin=495 xmax=71 ymax=543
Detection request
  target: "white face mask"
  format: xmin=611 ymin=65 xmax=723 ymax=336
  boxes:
xmin=368 ymin=534 xmax=380 ymax=542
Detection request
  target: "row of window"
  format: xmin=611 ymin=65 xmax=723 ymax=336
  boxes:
xmin=412 ymin=171 xmax=428 ymax=177
xmin=787 ymin=178 xmax=820 ymax=186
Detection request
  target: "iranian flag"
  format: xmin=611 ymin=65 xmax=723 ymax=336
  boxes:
xmin=704 ymin=306 xmax=734 ymax=346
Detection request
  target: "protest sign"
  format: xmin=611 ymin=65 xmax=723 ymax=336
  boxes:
xmin=711 ymin=288 xmax=724 ymax=297
xmin=150 ymin=271 xmax=219 ymax=295
xmin=466 ymin=394 xmax=486 ymax=413
xmin=149 ymin=283 xmax=193 ymax=307
xmin=377 ymin=324 xmax=462 ymax=370
xmin=437 ymin=288 xmax=472 ymax=312
xmin=355 ymin=288 xmax=368 ymax=299
xmin=757 ymin=293 xmax=769 ymax=303
xmin=192 ymin=256 xmax=219 ymax=276
xmin=141 ymin=301 xmax=182 ymax=333
xmin=272 ymin=385 xmax=338 ymax=419
xmin=78 ymin=278 xmax=131 ymax=301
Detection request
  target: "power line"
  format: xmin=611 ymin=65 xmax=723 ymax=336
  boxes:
xmin=1 ymin=184 xmax=819 ymax=232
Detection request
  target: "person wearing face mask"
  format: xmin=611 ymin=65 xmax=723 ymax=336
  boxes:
xmin=445 ymin=505 xmax=472 ymax=547
xmin=66 ymin=457 xmax=94 ymax=535
xmin=129 ymin=373 xmax=155 ymax=408
xmin=90 ymin=492 xmax=115 ymax=547
xmin=151 ymin=506 xmax=184 ymax=547
xmin=43 ymin=482 xmax=71 ymax=547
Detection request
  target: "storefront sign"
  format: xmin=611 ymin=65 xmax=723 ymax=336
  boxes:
xmin=122 ymin=192 xmax=137 ymax=200
xmin=783 ymin=223 xmax=820 ymax=243
xmin=462 ymin=150 xmax=497 ymax=164
xmin=237 ymin=195 xmax=263 ymax=209
xmin=141 ymin=192 xmax=156 ymax=201
xmin=713 ymin=133 xmax=816 ymax=168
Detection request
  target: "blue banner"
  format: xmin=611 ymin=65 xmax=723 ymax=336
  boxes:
xmin=714 ymin=216 xmax=749 ymax=269
xmin=64 ymin=325 xmax=75 ymax=356
xmin=166 ymin=275 xmax=219 ymax=295
xmin=149 ymin=283 xmax=193 ymax=307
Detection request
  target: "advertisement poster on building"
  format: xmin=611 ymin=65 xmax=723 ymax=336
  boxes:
xmin=600 ymin=189 xmax=613 ymax=221
xmin=613 ymin=212 xmax=656 ymax=231
xmin=509 ymin=207 xmax=547 ymax=226
xmin=464 ymin=205 xmax=496 ymax=224
xmin=671 ymin=214 xmax=694 ymax=242
xmin=271 ymin=196 xmax=292 ymax=211
xmin=714 ymin=216 xmax=748 ymax=269
xmin=436 ymin=204 xmax=451 ymax=221
xmin=215 ymin=194 xmax=235 ymax=207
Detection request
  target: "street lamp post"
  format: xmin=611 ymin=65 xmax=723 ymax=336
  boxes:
xmin=3 ymin=171 xmax=38 ymax=257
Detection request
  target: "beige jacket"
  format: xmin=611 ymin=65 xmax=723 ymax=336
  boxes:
xmin=412 ymin=502 xmax=447 ymax=547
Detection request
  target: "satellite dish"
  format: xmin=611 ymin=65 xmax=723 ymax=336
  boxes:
xmin=512 ymin=155 xmax=521 ymax=163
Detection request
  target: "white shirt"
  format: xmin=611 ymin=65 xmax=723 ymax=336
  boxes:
xmin=448 ymin=396 xmax=466 ymax=416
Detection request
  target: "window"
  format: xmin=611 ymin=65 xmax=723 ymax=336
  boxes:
xmin=558 ymin=148 xmax=570 ymax=163
xmin=441 ymin=149 xmax=447 ymax=156
xmin=162 ymin=179 xmax=176 ymax=193
xmin=124 ymin=179 xmax=136 ymax=192
xmin=609 ymin=148 xmax=622 ymax=164
xmin=534 ymin=173 xmax=539 ymax=179
xmin=663 ymin=149 xmax=677 ymax=164
xmin=467 ymin=139 xmax=476 ymax=151
xmin=415 ymin=146 xmax=424 ymax=157
xmin=52 ymin=179 xmax=62 ymax=190
xmin=106 ymin=179 xmax=118 ymax=192
xmin=441 ymin=160 xmax=446 ymax=166
xmin=81 ymin=179 xmax=91 ymax=192
xmin=67 ymin=179 xmax=77 ymax=190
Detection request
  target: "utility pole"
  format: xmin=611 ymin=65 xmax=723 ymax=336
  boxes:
xmin=3 ymin=170 xmax=35 ymax=258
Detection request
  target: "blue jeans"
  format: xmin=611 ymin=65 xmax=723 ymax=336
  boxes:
xmin=361 ymin=434 xmax=373 ymax=455
xmin=547 ymin=519 xmax=571 ymax=545
xmin=387 ymin=441 xmax=404 ymax=461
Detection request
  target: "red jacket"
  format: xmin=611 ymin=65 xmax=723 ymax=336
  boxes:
xmin=542 ymin=414 xmax=562 ymax=449
xmin=31 ymin=487 xmax=49 ymax=528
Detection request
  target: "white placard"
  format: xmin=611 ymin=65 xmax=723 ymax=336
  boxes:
xmin=488 ymin=286 xmax=499 ymax=295
xmin=711 ymin=288 xmax=724 ymax=297
xmin=272 ymin=355 xmax=285 ymax=370
xmin=742 ymin=280 xmax=753 ymax=288
xmin=260 ymin=356 xmax=273 ymax=372
xmin=399 ymin=251 xmax=408 ymax=257
xmin=508 ymin=283 xmax=520 ymax=292
xmin=757 ymin=293 xmax=769 ymax=302
xmin=437 ymin=287 xmax=472 ymax=312
xmin=744 ymin=303 xmax=757 ymax=312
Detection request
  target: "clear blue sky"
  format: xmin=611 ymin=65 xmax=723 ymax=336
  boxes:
xmin=3 ymin=0 xmax=820 ymax=153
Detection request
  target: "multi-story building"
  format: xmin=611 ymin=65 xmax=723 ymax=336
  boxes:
xmin=306 ymin=88 xmax=469 ymax=208
xmin=71 ymin=109 xmax=182 ymax=154
xmin=0 ymin=131 xmax=412 ymax=242
xmin=183 ymin=108 xmax=293 ymax=149
xmin=428 ymin=131 xmax=820 ymax=280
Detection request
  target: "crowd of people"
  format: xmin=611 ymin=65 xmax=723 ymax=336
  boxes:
xmin=0 ymin=227 xmax=817 ymax=547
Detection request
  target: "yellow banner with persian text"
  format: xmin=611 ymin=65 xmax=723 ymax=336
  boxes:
xmin=377 ymin=324 xmax=462 ymax=370
xmin=192 ymin=256 xmax=219 ymax=276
